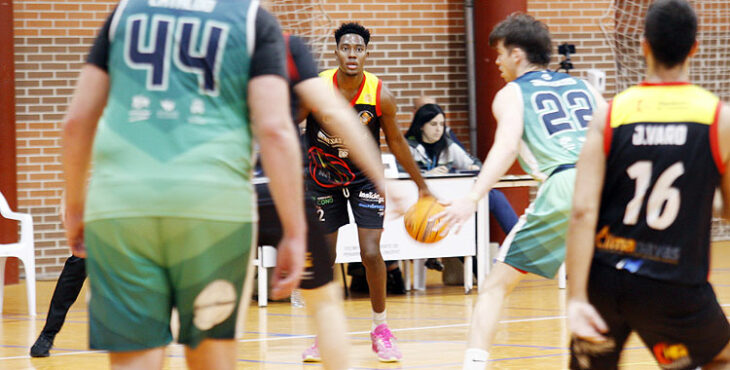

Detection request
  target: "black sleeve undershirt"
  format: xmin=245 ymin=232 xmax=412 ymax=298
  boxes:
xmin=288 ymin=35 xmax=319 ymax=85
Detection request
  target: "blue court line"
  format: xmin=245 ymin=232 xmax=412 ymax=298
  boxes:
xmin=266 ymin=312 xmax=469 ymax=322
xmin=384 ymin=299 xmax=566 ymax=313
xmin=489 ymin=351 xmax=570 ymax=362
xmin=496 ymin=305 xmax=563 ymax=313
xmin=243 ymin=330 xmax=307 ymax=338
xmin=347 ymin=335 xmax=568 ymax=350
xmin=270 ymin=311 xmax=566 ymax=323
xmin=1 ymin=309 xmax=86 ymax=318
xmin=2 ymin=316 xmax=88 ymax=325
xmin=0 ymin=344 xmax=31 ymax=349
xmin=488 ymin=344 xmax=648 ymax=363
xmin=386 ymin=300 xmax=471 ymax=307
xmin=350 ymin=363 xmax=463 ymax=369
xmin=165 ymin=353 xmax=325 ymax=367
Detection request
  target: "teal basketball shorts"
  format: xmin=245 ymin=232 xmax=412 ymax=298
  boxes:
xmin=496 ymin=168 xmax=575 ymax=278
xmin=84 ymin=217 xmax=255 ymax=351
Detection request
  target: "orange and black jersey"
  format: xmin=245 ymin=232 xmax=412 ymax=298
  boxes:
xmin=594 ymin=82 xmax=723 ymax=285
xmin=305 ymin=68 xmax=383 ymax=188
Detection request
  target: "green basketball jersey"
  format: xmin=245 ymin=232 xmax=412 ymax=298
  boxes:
xmin=86 ymin=0 xmax=258 ymax=222
xmin=512 ymin=70 xmax=596 ymax=180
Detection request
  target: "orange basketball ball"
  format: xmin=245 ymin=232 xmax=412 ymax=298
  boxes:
xmin=404 ymin=196 xmax=447 ymax=244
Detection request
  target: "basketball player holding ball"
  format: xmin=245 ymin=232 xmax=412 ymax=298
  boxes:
xmin=300 ymin=22 xmax=432 ymax=362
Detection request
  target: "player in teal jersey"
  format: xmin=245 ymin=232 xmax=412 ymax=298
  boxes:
xmin=61 ymin=1 xmax=305 ymax=369
xmin=433 ymin=14 xmax=606 ymax=369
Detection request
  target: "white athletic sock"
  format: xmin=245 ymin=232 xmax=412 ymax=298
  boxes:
xmin=372 ymin=310 xmax=387 ymax=330
xmin=463 ymin=348 xmax=489 ymax=370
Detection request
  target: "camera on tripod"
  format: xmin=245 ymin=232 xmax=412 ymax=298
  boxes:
xmin=557 ymin=43 xmax=575 ymax=72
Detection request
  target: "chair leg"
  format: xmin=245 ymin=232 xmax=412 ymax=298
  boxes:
xmin=413 ymin=259 xmax=426 ymax=291
xmin=257 ymin=246 xmax=267 ymax=307
xmin=340 ymin=264 xmax=348 ymax=298
xmin=0 ymin=257 xmax=6 ymax=315
xmin=22 ymin=256 xmax=36 ymax=316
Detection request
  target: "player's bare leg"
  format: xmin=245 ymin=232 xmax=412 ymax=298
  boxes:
xmin=463 ymin=262 xmax=526 ymax=369
xmin=301 ymin=283 xmax=350 ymax=370
xmin=704 ymin=341 xmax=730 ymax=369
xmin=109 ymin=347 xmax=165 ymax=370
xmin=184 ymin=339 xmax=236 ymax=370
xmin=358 ymin=227 xmax=401 ymax=361
xmin=303 ymin=232 xmax=348 ymax=364
xmin=358 ymin=228 xmax=386 ymax=314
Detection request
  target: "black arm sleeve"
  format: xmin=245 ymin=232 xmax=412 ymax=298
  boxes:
xmin=288 ymin=35 xmax=319 ymax=84
xmin=86 ymin=9 xmax=115 ymax=71
xmin=249 ymin=8 xmax=287 ymax=80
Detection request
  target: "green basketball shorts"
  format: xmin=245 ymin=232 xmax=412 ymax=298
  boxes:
xmin=496 ymin=168 xmax=575 ymax=278
xmin=84 ymin=217 xmax=255 ymax=351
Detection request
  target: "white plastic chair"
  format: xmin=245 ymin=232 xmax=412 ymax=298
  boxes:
xmin=381 ymin=153 xmax=399 ymax=179
xmin=254 ymin=245 xmax=277 ymax=307
xmin=0 ymin=191 xmax=36 ymax=316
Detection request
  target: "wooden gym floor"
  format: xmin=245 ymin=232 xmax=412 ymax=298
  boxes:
xmin=2 ymin=242 xmax=730 ymax=369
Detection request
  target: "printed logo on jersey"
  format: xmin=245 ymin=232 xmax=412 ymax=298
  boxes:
xmin=653 ymin=342 xmax=691 ymax=369
xmin=129 ymin=95 xmax=151 ymax=122
xmin=157 ymin=99 xmax=179 ymax=120
xmin=316 ymin=129 xmax=349 ymax=158
xmin=632 ymin=124 xmax=687 ymax=146
xmin=308 ymin=147 xmax=355 ymax=188
xmin=148 ymin=0 xmax=217 ymax=13
xmin=188 ymin=98 xmax=207 ymax=125
xmin=359 ymin=110 xmax=374 ymax=125
xmin=595 ymin=226 xmax=681 ymax=264
xmin=315 ymin=195 xmax=334 ymax=206
xmin=358 ymin=191 xmax=384 ymax=204
xmin=191 ymin=99 xmax=205 ymax=115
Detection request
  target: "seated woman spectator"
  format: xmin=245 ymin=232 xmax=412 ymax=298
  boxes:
xmin=405 ymin=103 xmax=480 ymax=175
xmin=405 ymin=102 xmax=519 ymax=274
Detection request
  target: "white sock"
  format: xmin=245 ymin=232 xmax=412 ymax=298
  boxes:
xmin=372 ymin=310 xmax=386 ymax=330
xmin=463 ymin=348 xmax=489 ymax=370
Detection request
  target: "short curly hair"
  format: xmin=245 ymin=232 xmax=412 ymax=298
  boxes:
xmin=334 ymin=22 xmax=371 ymax=45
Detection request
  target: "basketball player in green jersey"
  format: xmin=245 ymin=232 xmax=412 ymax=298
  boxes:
xmin=301 ymin=22 xmax=431 ymax=362
xmin=434 ymin=14 xmax=606 ymax=369
xmin=62 ymin=1 xmax=304 ymax=369
xmin=568 ymin=1 xmax=730 ymax=368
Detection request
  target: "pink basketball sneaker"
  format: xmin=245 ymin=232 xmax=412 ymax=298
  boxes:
xmin=370 ymin=324 xmax=402 ymax=362
xmin=301 ymin=339 xmax=321 ymax=362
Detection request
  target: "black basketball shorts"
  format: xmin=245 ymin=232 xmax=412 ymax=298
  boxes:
xmin=306 ymin=180 xmax=385 ymax=234
xmin=256 ymin=183 xmax=333 ymax=290
xmin=570 ymin=262 xmax=730 ymax=370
